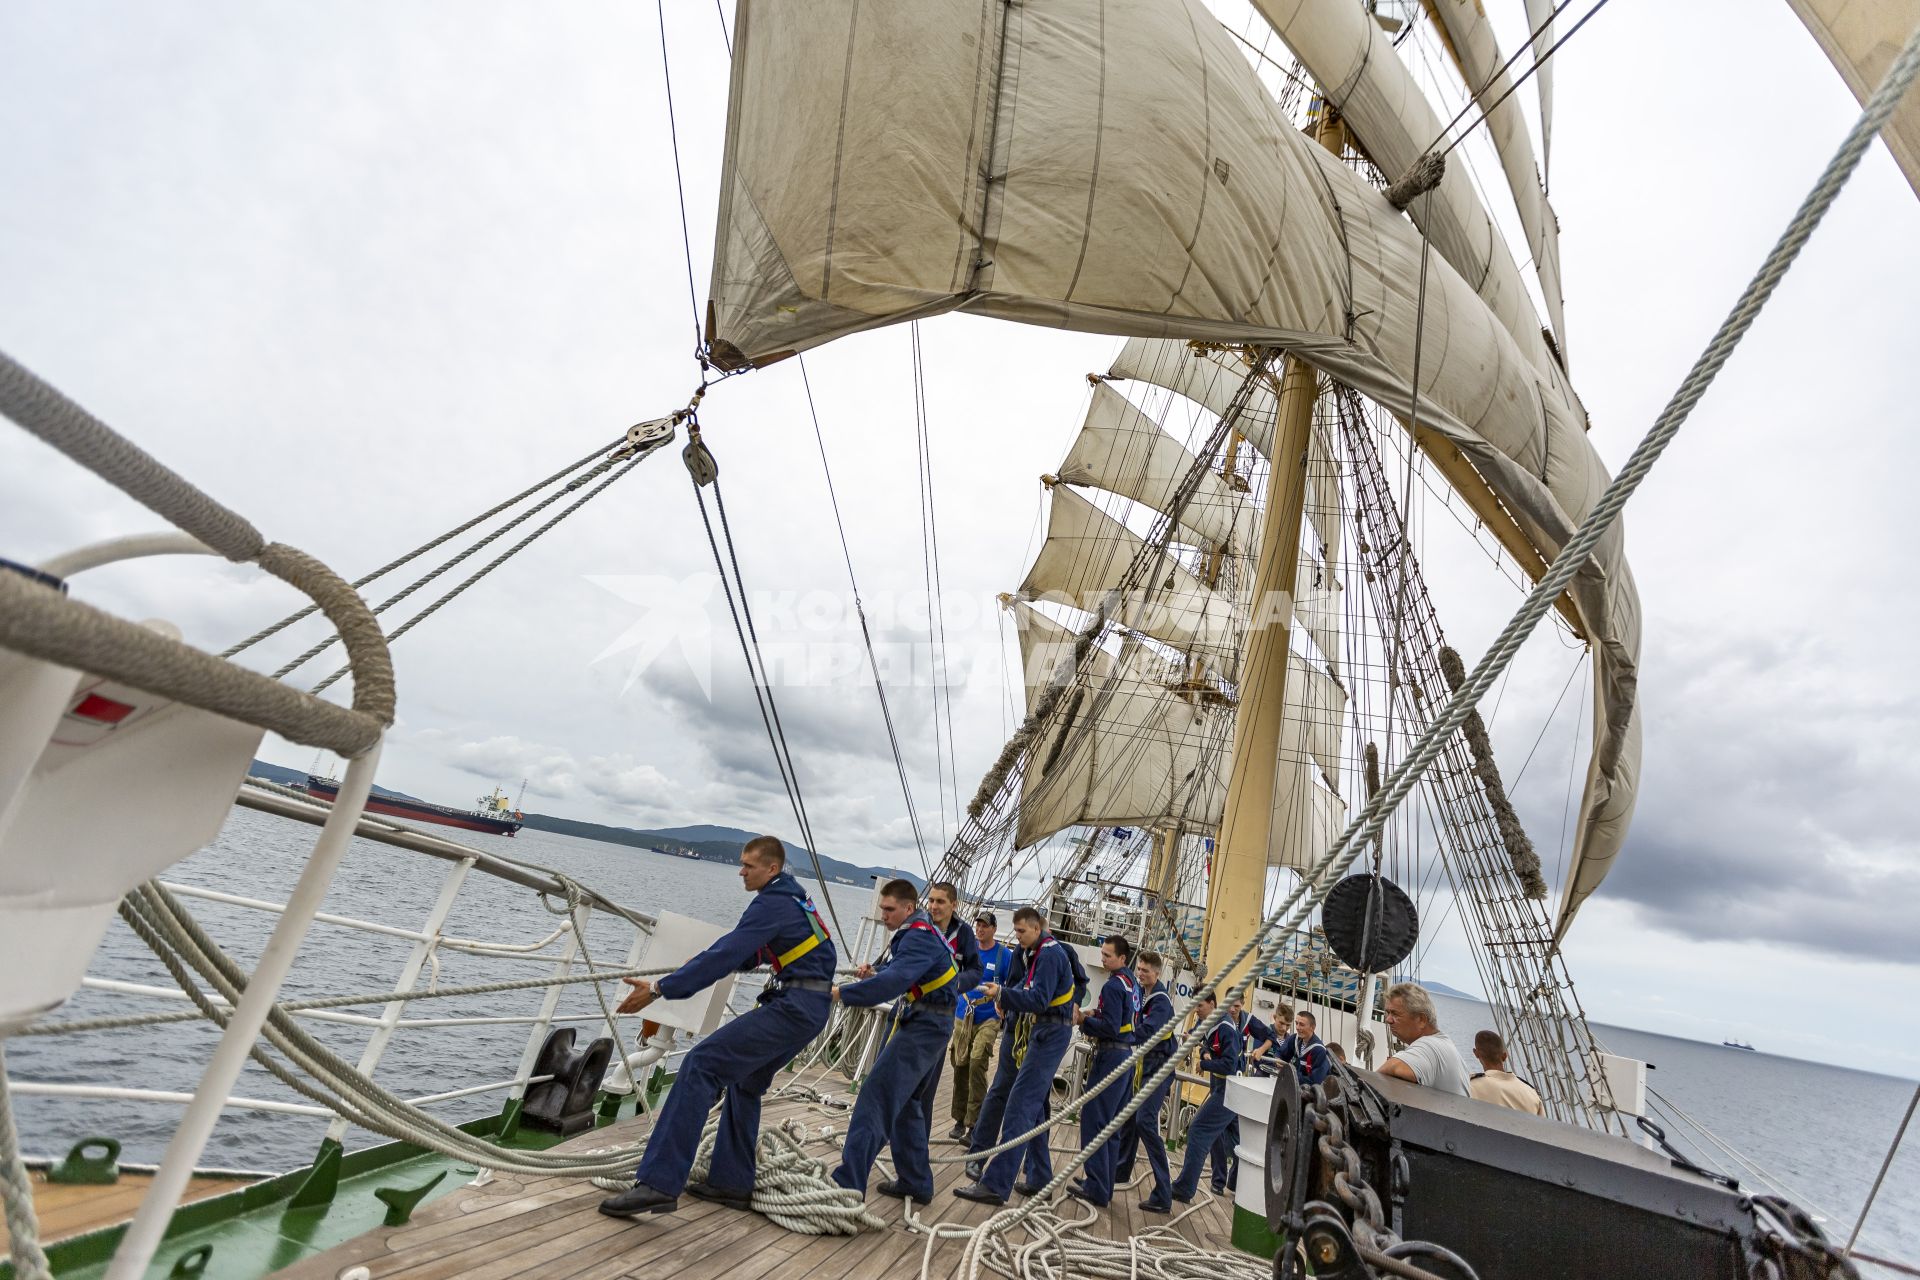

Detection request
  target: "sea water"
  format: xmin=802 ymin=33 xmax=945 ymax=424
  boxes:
xmin=7 ymin=805 xmax=1915 ymax=1269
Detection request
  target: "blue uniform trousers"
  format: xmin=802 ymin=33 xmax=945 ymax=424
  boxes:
xmin=1114 ymin=1063 xmax=1172 ymax=1206
xmin=974 ymin=1018 xmax=1070 ymax=1197
xmin=831 ymin=1006 xmax=951 ymax=1200
xmin=1212 ymin=1117 xmax=1239 ymax=1189
xmin=633 ymin=988 xmax=829 ymax=1196
xmin=1075 ymin=1045 xmax=1132 ymax=1204
xmin=1171 ymin=1085 xmax=1235 ymax=1200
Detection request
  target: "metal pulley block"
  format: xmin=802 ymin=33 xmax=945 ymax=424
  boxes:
xmin=683 ymin=430 xmax=719 ymax=487
xmin=609 ymin=413 xmax=681 ymax=461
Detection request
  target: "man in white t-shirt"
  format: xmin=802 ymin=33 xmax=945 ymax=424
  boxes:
xmin=1378 ymin=982 xmax=1471 ymax=1097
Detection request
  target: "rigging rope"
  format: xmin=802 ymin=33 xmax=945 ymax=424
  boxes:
xmin=655 ymin=0 xmax=704 ymax=357
xmin=302 ymin=441 xmax=666 ymax=694
xmin=799 ymin=353 xmax=933 ymax=875
xmin=688 ymin=436 xmax=848 ymax=941
xmin=221 ymin=436 xmax=622 ymax=660
xmin=0 ymin=1046 xmax=54 ymax=1280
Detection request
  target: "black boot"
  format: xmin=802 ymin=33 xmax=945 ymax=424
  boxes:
xmin=953 ymin=1181 xmax=1007 ymax=1206
xmin=598 ymin=1182 xmax=680 ymax=1217
xmin=686 ymin=1181 xmax=754 ymax=1210
xmin=877 ymin=1179 xmax=932 ymax=1206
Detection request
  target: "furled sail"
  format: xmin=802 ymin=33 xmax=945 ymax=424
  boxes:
xmin=1423 ymin=0 xmax=1568 ymax=356
xmin=708 ymin=0 xmax=1638 ymax=940
xmin=1248 ymin=0 xmax=1563 ymax=375
xmin=1787 ymin=0 xmax=1920 ymax=198
xmin=1524 ymin=0 xmax=1557 ymax=184
xmin=1057 ymin=384 xmax=1256 ymax=553
xmin=1019 ymin=485 xmax=1243 ymax=662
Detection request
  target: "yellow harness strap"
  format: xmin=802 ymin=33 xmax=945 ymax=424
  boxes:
xmin=1047 ymin=987 xmax=1075 ymax=1008
xmin=773 ymin=932 xmax=820 ymax=970
xmin=909 ymin=963 xmax=958 ymax=1001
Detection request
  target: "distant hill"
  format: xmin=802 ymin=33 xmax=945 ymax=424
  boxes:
xmin=250 ymin=761 xmax=919 ymax=889
xmin=249 ymin=759 xmax=424 ymax=803
xmin=516 ymin=812 xmax=921 ymax=890
xmin=1421 ymin=979 xmax=1480 ymax=1001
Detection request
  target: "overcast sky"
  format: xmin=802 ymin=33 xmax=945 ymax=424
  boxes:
xmin=3 ymin=1 xmax=1917 ymax=1078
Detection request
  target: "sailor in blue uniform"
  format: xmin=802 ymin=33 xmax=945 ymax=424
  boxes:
xmin=906 ymin=881 xmax=981 ymax=1147
xmin=1170 ymin=993 xmax=1243 ymax=1203
xmin=1068 ymin=935 xmax=1141 ymax=1207
xmin=601 ymin=836 xmax=836 ymax=1216
xmin=1113 ymin=949 xmax=1176 ymax=1212
xmin=1272 ymin=1009 xmax=1332 ymax=1088
xmin=954 ymin=907 xmax=1078 ymax=1206
xmin=829 ymin=879 xmax=961 ymax=1203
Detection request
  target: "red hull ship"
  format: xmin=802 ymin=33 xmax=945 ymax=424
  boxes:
xmin=305 ymin=775 xmax=523 ymax=836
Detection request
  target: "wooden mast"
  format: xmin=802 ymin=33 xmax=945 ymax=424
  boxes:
xmin=1196 ymin=110 xmax=1346 ymax=992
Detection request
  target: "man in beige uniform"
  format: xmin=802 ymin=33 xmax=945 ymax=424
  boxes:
xmin=1467 ymin=1030 xmax=1545 ymax=1116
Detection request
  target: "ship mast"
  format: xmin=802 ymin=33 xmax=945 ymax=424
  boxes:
xmin=1197 ymin=107 xmax=1348 ymax=991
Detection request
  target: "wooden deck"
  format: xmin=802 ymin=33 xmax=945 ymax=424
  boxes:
xmin=0 ymin=1168 xmax=253 ymax=1256
xmin=278 ymin=1068 xmax=1239 ymax=1280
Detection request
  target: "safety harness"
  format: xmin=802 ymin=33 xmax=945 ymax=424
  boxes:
xmin=1011 ymin=937 xmax=1074 ymax=1066
xmin=760 ymin=892 xmax=832 ymax=975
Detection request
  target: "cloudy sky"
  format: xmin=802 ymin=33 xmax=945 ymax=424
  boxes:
xmin=3 ymin=1 xmax=1917 ymax=1077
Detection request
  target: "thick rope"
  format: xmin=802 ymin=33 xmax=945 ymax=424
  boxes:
xmin=931 ymin=20 xmax=1920 ymax=1254
xmin=0 ymin=1045 xmax=54 ymax=1280
xmin=0 ymin=573 xmax=387 ymax=758
xmin=0 ymin=350 xmax=262 ymax=561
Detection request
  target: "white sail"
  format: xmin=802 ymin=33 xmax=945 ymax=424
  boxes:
xmin=1058 ymin=384 xmax=1256 ymax=553
xmin=1019 ymin=485 xmax=1243 ymax=662
xmin=1787 ymin=0 xmax=1920 ymax=198
xmin=709 ymin=0 xmax=1639 ymax=939
xmin=1424 ymin=0 xmax=1568 ymax=356
xmin=1015 ymin=642 xmax=1229 ymax=848
xmin=1108 ymin=338 xmax=1342 ymax=569
xmin=1015 ymin=638 xmax=1343 ymax=854
xmin=1269 ymin=755 xmax=1347 ymax=875
xmin=1108 ymin=339 xmax=1279 ymax=453
xmin=1248 ymin=0 xmax=1563 ymax=374
xmin=1012 ymin=599 xmax=1114 ymax=707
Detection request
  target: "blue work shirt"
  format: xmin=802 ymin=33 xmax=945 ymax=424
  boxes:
xmin=658 ymin=870 xmax=837 ymax=999
xmin=1137 ymin=983 xmax=1177 ymax=1067
xmin=960 ymin=941 xmax=1014 ymax=1023
xmin=836 ymin=909 xmax=960 ymax=1011
xmin=998 ymin=936 xmax=1075 ymax=1016
xmin=1080 ymin=968 xmax=1142 ymax=1044
xmin=1199 ymin=1018 xmax=1244 ymax=1095
xmin=1274 ymin=1032 xmax=1332 ymax=1087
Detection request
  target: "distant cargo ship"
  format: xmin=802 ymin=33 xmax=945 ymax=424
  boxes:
xmin=305 ymin=775 xmax=524 ymax=836
xmin=1723 ymin=1040 xmax=1756 ymax=1052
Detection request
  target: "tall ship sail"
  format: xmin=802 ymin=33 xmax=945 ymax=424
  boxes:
xmin=2 ymin=3 xmax=1915 ymax=1280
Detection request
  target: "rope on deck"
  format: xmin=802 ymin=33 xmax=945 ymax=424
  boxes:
xmin=0 ymin=1046 xmax=54 ymax=1280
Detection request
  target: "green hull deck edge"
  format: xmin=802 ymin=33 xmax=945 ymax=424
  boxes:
xmin=3 ymin=1090 xmax=655 ymax=1280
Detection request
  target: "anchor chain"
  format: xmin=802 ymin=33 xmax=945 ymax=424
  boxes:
xmin=1282 ymin=1076 xmax=1478 ymax=1280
